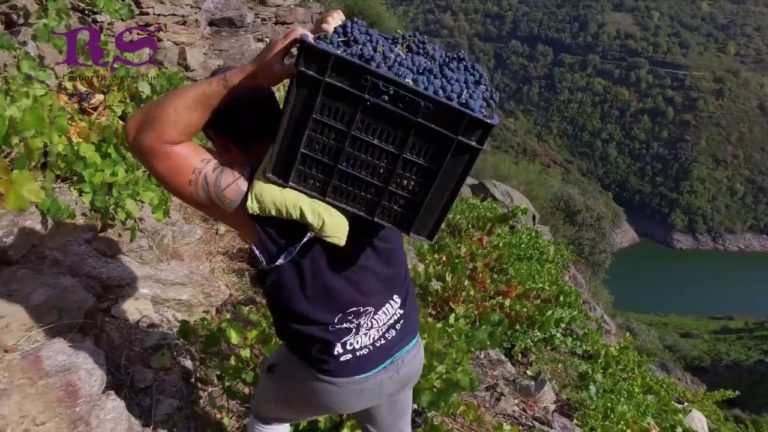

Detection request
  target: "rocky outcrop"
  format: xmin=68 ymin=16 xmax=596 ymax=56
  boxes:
xmin=468 ymin=179 xmax=541 ymax=226
xmin=470 ymin=350 xmax=580 ymax=432
xmin=0 ymin=268 xmax=95 ymax=350
xmin=628 ymin=212 xmax=768 ymax=253
xmin=612 ymin=218 xmax=640 ymax=250
xmin=464 ymin=178 xmax=553 ymax=241
xmin=0 ymin=187 xmax=231 ymax=429
xmin=0 ymin=205 xmax=48 ymax=264
xmin=565 ymin=264 xmax=618 ymax=344
xmin=652 ymin=360 xmax=705 ymax=393
xmin=0 ymin=338 xmax=142 ymax=432
xmin=1 ymin=0 xmax=325 ymax=428
xmin=684 ymin=409 xmax=709 ymax=432
xmin=460 ymin=178 xmax=618 ymax=344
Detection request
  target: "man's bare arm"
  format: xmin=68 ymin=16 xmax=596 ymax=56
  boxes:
xmin=124 ymin=28 xmax=313 ymax=241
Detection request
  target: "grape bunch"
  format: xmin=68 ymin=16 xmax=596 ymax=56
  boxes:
xmin=315 ymin=18 xmax=499 ymax=118
xmin=69 ymin=90 xmax=94 ymax=104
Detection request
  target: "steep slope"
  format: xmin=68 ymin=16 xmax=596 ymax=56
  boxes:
xmin=395 ymin=0 xmax=768 ymax=237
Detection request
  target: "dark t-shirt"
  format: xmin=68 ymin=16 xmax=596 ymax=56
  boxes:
xmin=248 ymin=207 xmax=420 ymax=378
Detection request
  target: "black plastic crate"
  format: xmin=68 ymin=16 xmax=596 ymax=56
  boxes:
xmin=265 ymin=38 xmax=499 ymax=242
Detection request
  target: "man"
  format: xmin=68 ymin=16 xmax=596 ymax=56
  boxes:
xmin=124 ymin=11 xmax=423 ymax=432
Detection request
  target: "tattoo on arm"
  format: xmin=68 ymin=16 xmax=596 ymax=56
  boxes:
xmin=189 ymin=158 xmax=247 ymax=210
xmin=220 ymin=70 xmax=232 ymax=91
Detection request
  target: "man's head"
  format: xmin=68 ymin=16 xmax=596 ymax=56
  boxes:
xmin=203 ymin=66 xmax=283 ymax=167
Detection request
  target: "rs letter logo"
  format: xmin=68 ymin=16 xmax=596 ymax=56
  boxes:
xmin=53 ymin=25 xmax=160 ymax=71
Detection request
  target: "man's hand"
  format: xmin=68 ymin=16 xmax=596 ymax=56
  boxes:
xmin=242 ymin=27 xmax=314 ymax=89
xmin=311 ymin=10 xmax=345 ymax=35
xmin=240 ymin=10 xmax=345 ymax=88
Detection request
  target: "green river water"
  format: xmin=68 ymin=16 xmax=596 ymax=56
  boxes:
xmin=605 ymin=239 xmax=768 ymax=318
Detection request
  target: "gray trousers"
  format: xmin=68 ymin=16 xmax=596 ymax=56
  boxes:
xmin=248 ymin=337 xmax=424 ymax=432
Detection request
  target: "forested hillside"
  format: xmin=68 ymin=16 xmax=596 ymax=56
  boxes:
xmin=395 ymin=0 xmax=768 ymax=235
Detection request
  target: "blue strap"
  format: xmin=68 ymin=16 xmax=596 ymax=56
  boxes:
xmin=250 ymin=231 xmax=316 ymax=270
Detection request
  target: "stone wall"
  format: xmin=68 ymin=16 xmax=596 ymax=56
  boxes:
xmin=1 ymin=0 xmax=324 ymax=82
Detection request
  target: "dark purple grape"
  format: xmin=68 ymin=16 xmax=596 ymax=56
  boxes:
xmin=314 ymin=18 xmax=497 ymax=117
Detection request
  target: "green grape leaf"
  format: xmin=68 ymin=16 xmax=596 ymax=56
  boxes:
xmin=33 ymin=25 xmax=52 ymax=44
xmin=243 ymin=370 xmax=255 ymax=384
xmin=19 ymin=105 xmax=47 ymax=132
xmin=51 ymin=36 xmax=66 ymax=52
xmin=239 ymin=347 xmax=251 ymax=360
xmin=3 ymin=170 xmax=42 ymax=211
xmin=17 ymin=55 xmax=39 ymax=76
xmin=224 ymin=322 xmax=244 ymax=346
xmin=457 ymin=371 xmax=472 ymax=390
xmin=137 ymin=80 xmax=152 ymax=97
xmin=0 ymin=34 xmax=17 ymax=51
xmin=124 ymin=197 xmax=140 ymax=218
xmin=54 ymin=113 xmax=69 ymax=134
xmin=5 ymin=104 xmax=21 ymax=119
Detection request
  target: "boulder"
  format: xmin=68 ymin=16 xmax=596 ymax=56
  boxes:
xmin=0 ymin=338 xmax=141 ymax=432
xmin=261 ymin=0 xmax=300 ymax=6
xmin=115 ymin=200 xmax=205 ymax=266
xmin=275 ymin=6 xmax=310 ymax=25
xmin=469 ymin=180 xmax=540 ymax=226
xmin=0 ymin=50 xmax=16 ymax=74
xmin=511 ymin=373 xmax=557 ymax=411
xmin=83 ymin=391 xmax=143 ymax=432
xmin=0 ymin=267 xmax=95 ymax=350
xmin=684 ymin=409 xmax=709 ymax=432
xmin=470 ymin=350 xmax=564 ymax=429
xmin=119 ymin=256 xmax=229 ymax=328
xmin=613 ymin=218 xmax=640 ymax=250
xmin=15 ymin=26 xmax=37 ymax=57
xmin=208 ymin=9 xmax=255 ymax=28
xmin=473 ymin=349 xmax=517 ymax=378
xmin=459 ymin=184 xmax=473 ymax=198
xmin=652 ymin=360 xmax=705 ymax=392
xmin=565 ymin=264 xmax=618 ymax=344
xmin=0 ymin=0 xmax=36 ymax=32
xmin=130 ymin=365 xmax=155 ymax=389
xmin=91 ymin=235 xmax=123 ymax=258
xmin=37 ymin=224 xmax=136 ymax=296
xmin=536 ymin=224 xmax=554 ymax=240
xmin=0 ymin=206 xmax=48 ymax=264
xmin=212 ymin=34 xmax=264 ymax=67
xmin=159 ymin=23 xmax=205 ymax=45
xmin=35 ymin=41 xmax=68 ymax=85
xmin=552 ymin=413 xmax=581 ymax=432
xmin=157 ymin=40 xmax=181 ymax=67
xmin=111 ymin=297 xmax=158 ymax=325
xmin=180 ymin=43 xmax=207 ymax=71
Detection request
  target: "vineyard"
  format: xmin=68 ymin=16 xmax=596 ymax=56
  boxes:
xmin=0 ymin=0 xmax=757 ymax=431
xmin=0 ymin=0 xmax=186 ymax=231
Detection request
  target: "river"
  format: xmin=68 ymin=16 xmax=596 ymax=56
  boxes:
xmin=605 ymin=239 xmax=768 ymax=318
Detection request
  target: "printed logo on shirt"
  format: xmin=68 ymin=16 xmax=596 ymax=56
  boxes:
xmin=329 ymin=294 xmax=405 ymax=361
